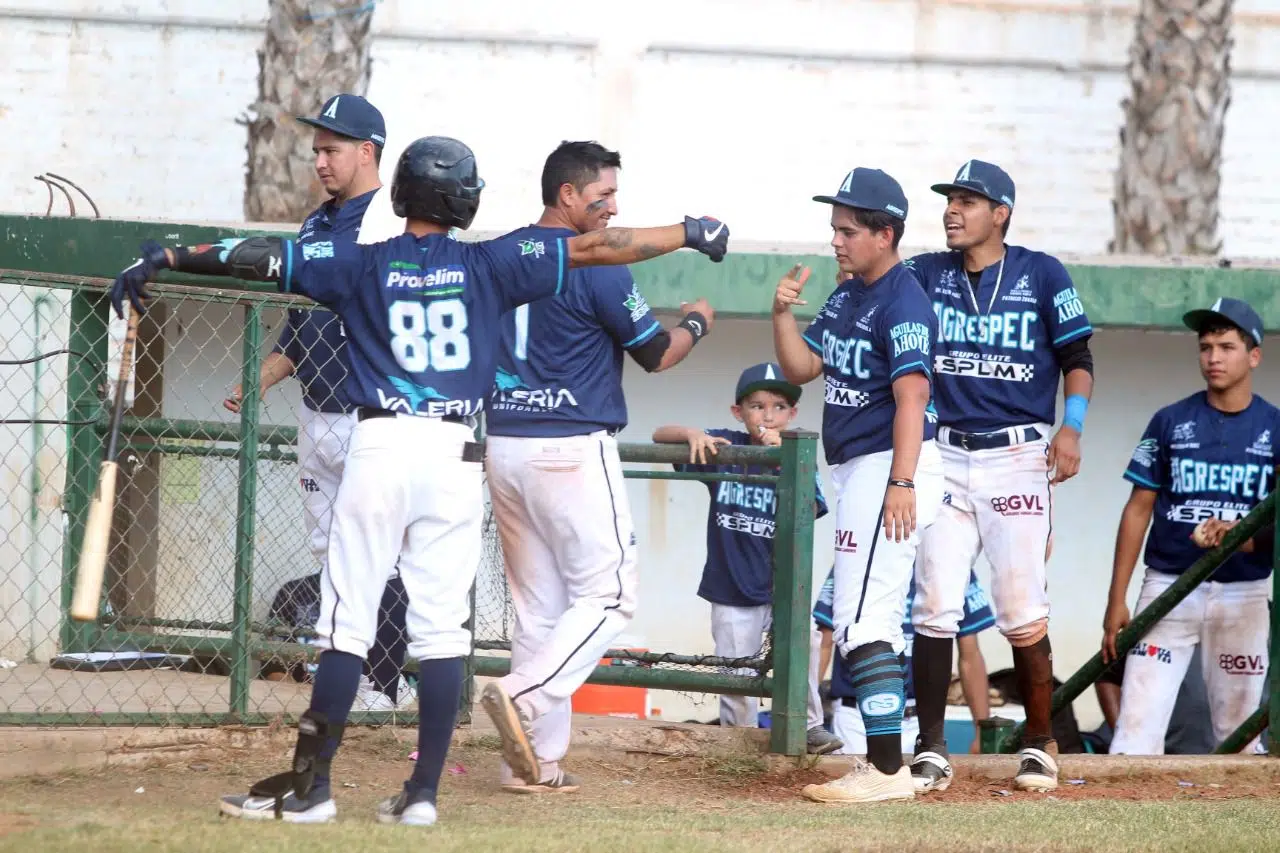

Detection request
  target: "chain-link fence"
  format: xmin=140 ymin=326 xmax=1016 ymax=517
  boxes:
xmin=0 ymin=270 xmax=818 ymax=746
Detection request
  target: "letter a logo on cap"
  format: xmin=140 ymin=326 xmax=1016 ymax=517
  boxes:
xmin=765 ymin=365 xmax=776 ymax=380
xmin=1212 ymin=297 xmax=1223 ymax=311
xmin=839 ymin=170 xmax=854 ymax=194
xmin=956 ymin=160 xmax=972 ymax=182
xmin=323 ymin=97 xmax=340 ymax=119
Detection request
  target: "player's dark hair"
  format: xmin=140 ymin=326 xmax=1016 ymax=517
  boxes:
xmin=989 ymin=200 xmax=1011 ymax=237
xmin=372 ymin=143 xmax=382 ymax=166
xmin=541 ymin=141 xmax=622 ymax=206
xmin=852 ymin=208 xmax=905 ymax=249
xmin=1199 ymin=321 xmax=1258 ymax=350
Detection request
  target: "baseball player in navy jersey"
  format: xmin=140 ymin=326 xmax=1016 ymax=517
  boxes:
xmin=1105 ymin=298 xmax=1276 ymax=755
xmin=903 ymin=160 xmax=1094 ymax=794
xmin=813 ymin=566 xmax=994 ymax=754
xmin=109 ymin=135 xmax=730 ymax=826
xmin=225 ymin=94 xmax=411 ymax=712
xmin=652 ymin=363 xmax=841 ymax=755
xmin=772 ymin=167 xmax=943 ymax=804
xmin=480 ymin=141 xmax=719 ymax=792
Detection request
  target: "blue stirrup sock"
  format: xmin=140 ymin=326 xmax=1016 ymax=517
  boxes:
xmin=845 ymin=640 xmax=906 ymax=774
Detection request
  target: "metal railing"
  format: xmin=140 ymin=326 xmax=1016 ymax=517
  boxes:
xmin=0 ymin=269 xmax=820 ymax=755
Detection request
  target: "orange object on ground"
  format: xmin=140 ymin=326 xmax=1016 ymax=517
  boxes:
xmin=571 ymin=647 xmax=650 ymax=719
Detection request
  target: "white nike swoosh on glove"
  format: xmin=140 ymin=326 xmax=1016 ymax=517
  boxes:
xmin=687 ymin=320 xmax=703 ymax=336
xmin=703 ymin=222 xmax=725 ymax=241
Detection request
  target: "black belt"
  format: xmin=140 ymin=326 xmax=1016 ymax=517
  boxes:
xmin=355 ymin=407 xmax=483 ymax=462
xmin=357 ymin=407 xmax=468 ymax=425
xmin=942 ymin=426 xmax=1041 ymax=452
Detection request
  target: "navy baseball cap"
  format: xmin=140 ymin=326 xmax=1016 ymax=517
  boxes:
xmin=1183 ymin=297 xmax=1265 ymax=346
xmin=735 ymin=363 xmax=802 ymax=404
xmin=813 ymin=168 xmax=908 ymax=221
xmin=297 ymin=94 xmax=386 ymax=147
xmin=931 ymin=160 xmax=1015 ymax=209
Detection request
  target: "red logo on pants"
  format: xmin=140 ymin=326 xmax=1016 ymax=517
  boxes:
xmin=834 ymin=529 xmax=857 ymax=554
xmin=1219 ymin=653 xmax=1265 ymax=675
xmin=990 ymin=494 xmax=1045 ymax=516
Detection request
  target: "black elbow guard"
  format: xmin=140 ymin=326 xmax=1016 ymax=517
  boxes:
xmin=173 ymin=236 xmax=289 ymax=283
xmin=227 ymin=237 xmax=289 ymax=282
xmin=628 ymin=330 xmax=672 ymax=373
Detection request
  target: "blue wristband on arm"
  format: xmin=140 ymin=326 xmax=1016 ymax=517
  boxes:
xmin=1064 ymin=394 xmax=1088 ymax=433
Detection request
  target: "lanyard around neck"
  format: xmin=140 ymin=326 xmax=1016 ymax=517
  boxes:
xmin=962 ymin=254 xmax=1006 ymax=317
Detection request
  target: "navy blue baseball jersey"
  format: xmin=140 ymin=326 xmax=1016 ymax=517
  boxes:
xmin=487 ymin=225 xmax=661 ymax=437
xmin=803 ymin=263 xmax=938 ymax=464
xmin=904 ymin=246 xmax=1092 ymax=433
xmin=1124 ymin=391 xmax=1280 ymax=583
xmin=275 ymin=310 xmax=351 ymax=413
xmin=272 ymin=188 xmax=383 ymax=414
xmin=278 ymin=230 xmax=567 ymax=416
xmin=676 ymin=428 xmax=829 ymax=607
xmin=814 ymin=566 xmax=995 ymax=701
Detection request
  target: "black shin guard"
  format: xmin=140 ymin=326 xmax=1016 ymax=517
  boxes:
xmin=911 ymin=635 xmax=954 ymax=755
xmin=248 ymin=710 xmax=338 ymax=818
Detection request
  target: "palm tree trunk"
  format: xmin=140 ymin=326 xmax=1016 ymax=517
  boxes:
xmin=243 ymin=0 xmax=375 ymax=223
xmin=1112 ymin=0 xmax=1233 ymax=255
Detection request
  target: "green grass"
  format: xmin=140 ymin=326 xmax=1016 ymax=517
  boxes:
xmin=4 ymin=799 xmax=1280 ymax=853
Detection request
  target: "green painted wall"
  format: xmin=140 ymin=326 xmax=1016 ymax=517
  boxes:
xmin=2 ymin=214 xmax=1275 ymax=328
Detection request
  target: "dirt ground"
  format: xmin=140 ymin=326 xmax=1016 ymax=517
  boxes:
xmin=3 ymin=727 xmax=1278 ymax=821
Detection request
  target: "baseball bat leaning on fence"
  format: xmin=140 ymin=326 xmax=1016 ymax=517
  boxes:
xmin=70 ymin=307 xmax=139 ymax=622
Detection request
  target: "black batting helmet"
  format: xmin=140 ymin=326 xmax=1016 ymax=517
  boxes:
xmin=391 ymin=136 xmax=484 ymax=230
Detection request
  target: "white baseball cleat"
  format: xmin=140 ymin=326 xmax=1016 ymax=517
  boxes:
xmin=1013 ymin=746 xmax=1059 ymax=792
xmin=802 ymin=760 xmax=915 ymax=804
xmin=376 ymin=789 xmax=438 ymax=826
xmin=910 ymin=751 xmax=953 ymax=793
xmin=479 ymin=682 xmax=540 ymax=785
xmin=219 ymin=788 xmax=337 ymax=823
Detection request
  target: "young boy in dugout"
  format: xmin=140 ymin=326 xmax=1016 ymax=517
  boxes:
xmin=653 ymin=363 xmax=841 ymax=754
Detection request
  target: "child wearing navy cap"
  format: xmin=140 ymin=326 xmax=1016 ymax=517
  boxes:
xmin=653 ymin=363 xmax=841 ymax=754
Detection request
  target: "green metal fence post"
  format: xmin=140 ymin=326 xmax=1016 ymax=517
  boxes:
xmin=60 ymin=287 xmax=108 ymax=654
xmin=770 ymin=429 xmax=818 ymax=756
xmin=1271 ymin=462 xmax=1279 ymax=756
xmin=229 ymin=302 xmax=264 ymax=719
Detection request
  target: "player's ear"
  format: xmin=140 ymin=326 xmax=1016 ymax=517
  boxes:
xmin=1250 ymin=346 xmax=1262 ymax=369
xmin=730 ymin=403 xmax=744 ymax=423
xmin=557 ymin=181 xmax=577 ymax=209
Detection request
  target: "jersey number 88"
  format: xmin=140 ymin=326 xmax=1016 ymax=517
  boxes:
xmin=389 ymin=298 xmax=471 ymax=373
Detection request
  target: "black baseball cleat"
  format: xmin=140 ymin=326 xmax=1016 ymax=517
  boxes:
xmin=910 ymin=750 xmax=953 ymax=794
xmin=1014 ymin=745 xmax=1059 ymax=792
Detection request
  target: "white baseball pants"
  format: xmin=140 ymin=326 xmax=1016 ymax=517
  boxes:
xmin=1110 ymin=570 xmax=1270 ymax=755
xmin=314 ymin=415 xmax=482 ymax=661
xmin=831 ymin=442 xmax=944 ymax=660
xmin=486 ymin=432 xmax=639 ymax=772
xmin=710 ymin=604 xmax=824 ymax=731
xmin=914 ymin=432 xmax=1053 ymax=640
xmin=832 ymin=703 xmax=920 ymax=755
xmin=296 ymin=406 xmax=355 ymax=565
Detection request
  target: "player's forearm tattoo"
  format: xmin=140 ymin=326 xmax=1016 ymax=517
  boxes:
xmin=599 ymin=228 xmax=664 ymax=259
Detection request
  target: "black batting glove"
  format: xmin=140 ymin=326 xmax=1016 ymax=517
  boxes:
xmin=683 ymin=216 xmax=730 ymax=263
xmin=110 ymin=239 xmax=169 ymax=319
